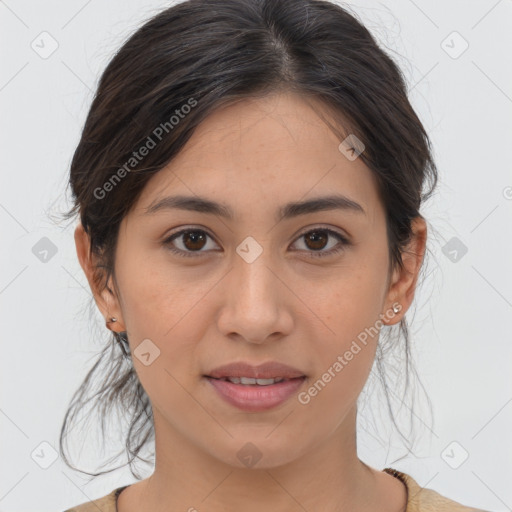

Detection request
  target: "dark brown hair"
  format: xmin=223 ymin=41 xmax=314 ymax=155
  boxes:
xmin=59 ymin=0 xmax=438 ymax=480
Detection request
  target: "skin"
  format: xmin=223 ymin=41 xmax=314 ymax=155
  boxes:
xmin=75 ymin=91 xmax=426 ymax=512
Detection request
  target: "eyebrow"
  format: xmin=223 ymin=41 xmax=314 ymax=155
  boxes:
xmin=144 ymin=194 xmax=366 ymax=221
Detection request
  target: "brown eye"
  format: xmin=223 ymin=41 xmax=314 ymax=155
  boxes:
xmin=163 ymin=229 xmax=219 ymax=257
xmin=303 ymin=231 xmax=329 ymax=250
xmin=291 ymin=228 xmax=350 ymax=258
xmin=182 ymin=231 xmax=207 ymax=250
xmin=163 ymin=226 xmax=349 ymax=259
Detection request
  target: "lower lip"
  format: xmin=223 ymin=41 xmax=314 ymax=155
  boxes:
xmin=205 ymin=376 xmax=306 ymax=412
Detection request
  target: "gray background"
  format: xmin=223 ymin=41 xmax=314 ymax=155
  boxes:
xmin=1 ymin=0 xmax=511 ymax=511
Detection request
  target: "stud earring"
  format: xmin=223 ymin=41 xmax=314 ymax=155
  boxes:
xmin=106 ymin=317 xmax=118 ymax=326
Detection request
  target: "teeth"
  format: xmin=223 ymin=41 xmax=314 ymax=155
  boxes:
xmin=223 ymin=376 xmax=286 ymax=385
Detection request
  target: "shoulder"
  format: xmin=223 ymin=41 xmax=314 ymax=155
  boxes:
xmin=62 ymin=486 xmax=126 ymax=512
xmin=384 ymin=468 xmax=491 ymax=512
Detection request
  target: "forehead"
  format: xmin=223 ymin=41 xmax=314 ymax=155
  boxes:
xmin=131 ymin=92 xmax=383 ymax=225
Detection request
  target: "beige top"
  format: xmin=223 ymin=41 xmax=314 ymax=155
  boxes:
xmin=62 ymin=468 xmax=490 ymax=512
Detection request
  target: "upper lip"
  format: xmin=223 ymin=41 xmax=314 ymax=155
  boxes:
xmin=205 ymin=361 xmax=306 ymax=380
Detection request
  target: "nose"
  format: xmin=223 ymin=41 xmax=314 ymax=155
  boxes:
xmin=216 ymin=247 xmax=294 ymax=344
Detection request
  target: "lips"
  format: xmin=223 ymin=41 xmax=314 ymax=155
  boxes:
xmin=205 ymin=361 xmax=306 ymax=380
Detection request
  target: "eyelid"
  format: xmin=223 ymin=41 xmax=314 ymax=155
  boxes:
xmin=294 ymin=224 xmax=350 ymax=242
xmin=163 ymin=224 xmax=349 ymax=243
xmin=163 ymin=225 xmax=218 ymax=244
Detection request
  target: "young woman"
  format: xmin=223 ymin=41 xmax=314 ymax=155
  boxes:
xmin=60 ymin=0 xmax=488 ymax=510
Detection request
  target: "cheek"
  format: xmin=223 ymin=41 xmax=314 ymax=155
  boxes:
xmin=300 ymin=282 xmax=381 ymax=416
xmin=116 ymin=249 xmax=192 ymax=333
xmin=116 ymin=253 xmax=216 ymax=371
xmin=303 ymin=262 xmax=387 ymax=385
xmin=314 ymin=263 xmax=387 ymax=334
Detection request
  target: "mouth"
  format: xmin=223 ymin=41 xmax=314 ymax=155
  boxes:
xmin=205 ymin=360 xmax=306 ymax=381
xmin=204 ymin=375 xmax=305 ymax=386
xmin=203 ymin=361 xmax=307 ymax=411
xmin=203 ymin=375 xmax=307 ymax=412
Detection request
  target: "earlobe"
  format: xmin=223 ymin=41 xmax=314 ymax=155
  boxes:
xmin=382 ymin=216 xmax=427 ymax=326
xmin=74 ymin=222 xmax=126 ymax=331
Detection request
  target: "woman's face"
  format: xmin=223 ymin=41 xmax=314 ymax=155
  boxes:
xmin=78 ymin=91 xmax=423 ymax=469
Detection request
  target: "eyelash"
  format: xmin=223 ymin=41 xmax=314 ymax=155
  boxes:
xmin=162 ymin=227 xmax=350 ymax=259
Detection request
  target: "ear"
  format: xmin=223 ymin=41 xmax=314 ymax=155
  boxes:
xmin=74 ymin=222 xmax=126 ymax=332
xmin=382 ymin=216 xmax=427 ymax=326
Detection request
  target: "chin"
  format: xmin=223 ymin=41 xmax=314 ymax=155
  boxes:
xmin=205 ymin=434 xmax=304 ymax=470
